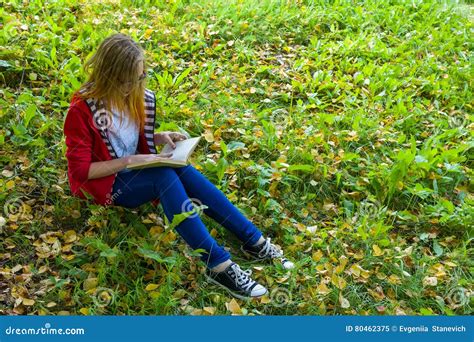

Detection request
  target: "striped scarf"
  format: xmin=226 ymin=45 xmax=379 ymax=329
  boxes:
xmin=83 ymin=89 xmax=157 ymax=158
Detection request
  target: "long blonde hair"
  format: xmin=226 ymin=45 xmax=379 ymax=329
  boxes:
xmin=76 ymin=33 xmax=147 ymax=132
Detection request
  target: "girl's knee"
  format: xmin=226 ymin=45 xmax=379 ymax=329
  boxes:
xmin=148 ymin=166 xmax=177 ymax=178
xmin=174 ymin=164 xmax=196 ymax=176
xmin=176 ymin=164 xmax=193 ymax=171
xmin=139 ymin=167 xmax=179 ymax=190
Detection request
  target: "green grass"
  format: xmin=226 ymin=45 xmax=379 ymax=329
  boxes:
xmin=0 ymin=0 xmax=473 ymax=315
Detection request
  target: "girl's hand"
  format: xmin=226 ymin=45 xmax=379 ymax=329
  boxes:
xmin=125 ymin=153 xmax=173 ymax=166
xmin=154 ymin=131 xmax=187 ymax=149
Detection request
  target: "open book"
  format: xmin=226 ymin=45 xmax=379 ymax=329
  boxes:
xmin=126 ymin=136 xmax=201 ymax=170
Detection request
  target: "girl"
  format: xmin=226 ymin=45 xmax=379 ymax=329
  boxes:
xmin=64 ymin=33 xmax=294 ymax=300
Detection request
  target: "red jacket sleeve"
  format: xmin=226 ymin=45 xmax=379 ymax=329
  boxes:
xmin=64 ymin=104 xmax=93 ymax=185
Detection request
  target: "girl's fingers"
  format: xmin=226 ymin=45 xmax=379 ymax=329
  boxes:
xmin=171 ymin=132 xmax=187 ymax=141
xmin=166 ymin=135 xmax=176 ymax=148
xmin=147 ymin=153 xmax=172 ymax=161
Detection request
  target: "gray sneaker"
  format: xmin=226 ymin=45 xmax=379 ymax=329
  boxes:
xmin=205 ymin=262 xmax=268 ymax=300
xmin=241 ymin=237 xmax=295 ymax=270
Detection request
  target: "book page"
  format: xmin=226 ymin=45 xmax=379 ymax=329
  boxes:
xmin=162 ymin=137 xmax=201 ymax=163
xmin=126 ymin=136 xmax=201 ymax=170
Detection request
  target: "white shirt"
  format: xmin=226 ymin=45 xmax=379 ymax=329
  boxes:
xmin=107 ymin=107 xmax=139 ymax=173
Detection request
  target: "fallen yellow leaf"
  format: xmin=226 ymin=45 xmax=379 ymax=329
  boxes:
xmin=149 ymin=291 xmax=160 ymax=299
xmin=203 ymin=306 xmax=216 ymax=315
xmin=316 ymin=282 xmax=331 ymax=295
xmin=372 ymin=244 xmax=384 ymax=256
xmin=145 ymin=283 xmax=160 ymax=291
xmin=83 ymin=278 xmax=98 ymax=291
xmin=312 ymin=250 xmax=323 ymax=262
xmin=144 ymin=28 xmax=154 ymax=39
xmin=63 ymin=230 xmax=77 ymax=243
xmin=204 ymin=131 xmax=214 ymax=143
xmin=339 ymin=295 xmax=350 ymax=308
xmin=423 ymin=276 xmax=438 ymax=287
xmin=46 ymin=301 xmax=57 ymax=308
xmin=79 ymin=307 xmax=90 ymax=315
xmin=349 ymin=264 xmax=361 ymax=277
xmin=339 ymin=255 xmax=348 ymax=269
xmin=331 ymin=274 xmax=347 ymax=290
xmin=225 ymin=298 xmax=242 ymax=315
xmin=22 ymin=298 xmax=35 ymax=306
xmin=387 ymin=274 xmax=402 ymax=285
xmin=11 ymin=264 xmax=23 ymax=273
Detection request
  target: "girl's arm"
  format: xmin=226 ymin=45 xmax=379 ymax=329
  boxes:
xmin=87 ymin=158 xmax=129 ymax=179
xmin=64 ymin=104 xmax=172 ymax=181
xmin=87 ymin=153 xmax=172 ymax=179
xmin=64 ymin=105 xmax=94 ymax=185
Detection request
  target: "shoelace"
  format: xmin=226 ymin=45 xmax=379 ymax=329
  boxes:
xmin=230 ymin=264 xmax=255 ymax=291
xmin=258 ymin=237 xmax=283 ymax=259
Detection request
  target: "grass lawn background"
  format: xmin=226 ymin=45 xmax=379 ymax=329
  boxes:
xmin=1 ymin=0 xmax=472 ymax=315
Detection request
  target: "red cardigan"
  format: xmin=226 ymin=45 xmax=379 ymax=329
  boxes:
xmin=63 ymin=94 xmax=155 ymax=206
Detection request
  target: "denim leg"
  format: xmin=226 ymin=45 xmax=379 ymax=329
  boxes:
xmin=174 ymin=165 xmax=262 ymax=247
xmin=112 ymin=167 xmax=231 ymax=268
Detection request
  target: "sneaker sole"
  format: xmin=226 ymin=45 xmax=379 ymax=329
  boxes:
xmin=204 ymin=274 xmax=267 ymax=300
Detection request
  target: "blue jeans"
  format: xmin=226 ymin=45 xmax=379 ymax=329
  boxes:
xmin=111 ymin=165 xmax=262 ymax=268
